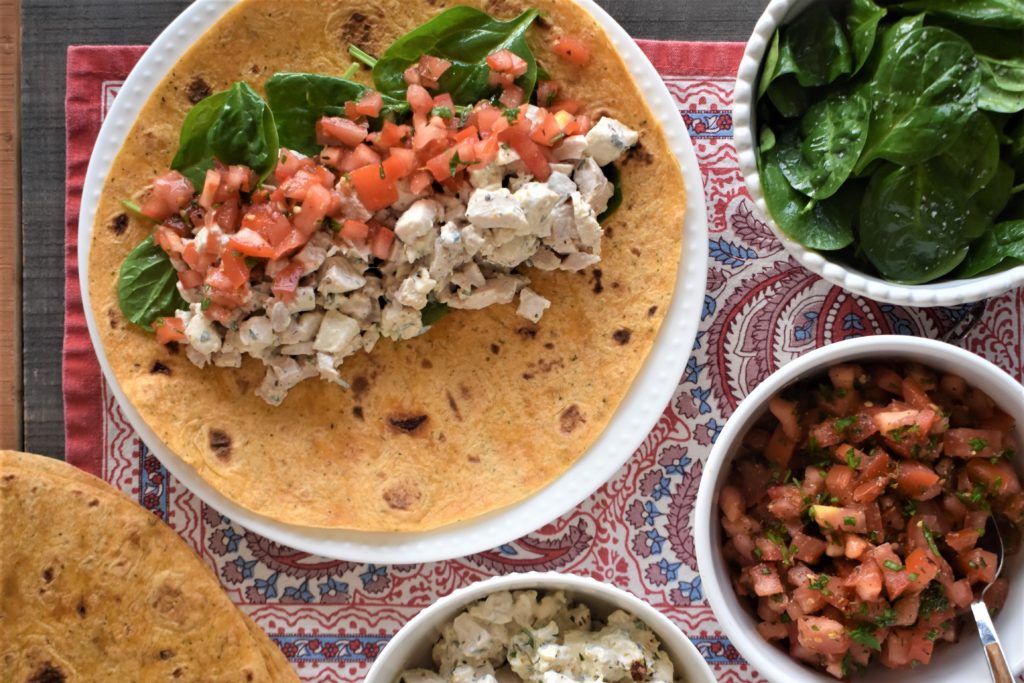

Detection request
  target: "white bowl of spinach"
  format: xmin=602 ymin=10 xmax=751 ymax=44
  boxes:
xmin=734 ymin=0 xmax=1024 ymax=306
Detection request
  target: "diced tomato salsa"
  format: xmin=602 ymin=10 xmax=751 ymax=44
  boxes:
xmin=140 ymin=70 xmax=592 ymax=327
xmin=720 ymin=362 xmax=1022 ymax=679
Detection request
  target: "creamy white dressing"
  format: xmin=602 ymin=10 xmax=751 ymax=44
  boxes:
xmin=397 ymin=590 xmax=682 ymax=683
xmin=171 ymin=117 xmax=639 ymax=405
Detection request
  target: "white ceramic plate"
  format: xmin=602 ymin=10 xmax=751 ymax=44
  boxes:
xmin=733 ymin=0 xmax=1024 ymax=307
xmin=694 ymin=336 xmax=1024 ymax=682
xmin=365 ymin=572 xmax=717 ymax=683
xmin=78 ymin=0 xmax=708 ymax=563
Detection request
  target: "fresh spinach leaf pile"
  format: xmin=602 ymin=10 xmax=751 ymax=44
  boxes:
xmin=756 ymin=0 xmax=1024 ymax=284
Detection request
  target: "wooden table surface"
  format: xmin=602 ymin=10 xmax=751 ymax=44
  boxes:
xmin=16 ymin=0 xmax=765 ymax=458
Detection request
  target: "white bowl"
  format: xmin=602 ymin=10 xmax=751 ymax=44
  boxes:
xmin=733 ymin=0 xmax=1024 ymax=307
xmin=694 ymin=335 xmax=1024 ymax=682
xmin=365 ymin=572 xmax=718 ymax=683
xmin=77 ymin=0 xmax=708 ymax=562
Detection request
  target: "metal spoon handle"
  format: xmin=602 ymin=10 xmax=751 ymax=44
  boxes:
xmin=971 ymin=600 xmax=1014 ymax=683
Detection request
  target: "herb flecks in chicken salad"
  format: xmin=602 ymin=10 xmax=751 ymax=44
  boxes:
xmin=398 ymin=590 xmax=683 ymax=683
xmin=117 ymin=6 xmax=639 ymax=406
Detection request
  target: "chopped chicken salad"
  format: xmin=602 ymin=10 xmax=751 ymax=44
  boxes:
xmin=397 ymin=590 xmax=682 ymax=683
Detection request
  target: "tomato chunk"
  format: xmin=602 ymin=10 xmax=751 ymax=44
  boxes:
xmin=316 ymin=116 xmax=367 ymax=148
xmin=552 ymin=36 xmax=591 ymax=66
xmin=350 ymin=164 xmax=399 ymax=212
xmin=153 ymin=317 xmax=186 ymax=344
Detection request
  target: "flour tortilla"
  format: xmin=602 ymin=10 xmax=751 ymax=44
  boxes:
xmin=87 ymin=0 xmax=686 ymax=531
xmin=0 ymin=450 xmax=297 ymax=682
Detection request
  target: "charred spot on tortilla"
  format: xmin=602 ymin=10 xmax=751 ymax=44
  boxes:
xmin=107 ymin=308 xmax=119 ymax=329
xmin=383 ymin=483 xmax=421 ymax=510
xmin=352 ymin=406 xmax=364 ymax=420
xmin=342 ymin=11 xmax=374 ymax=47
xmin=446 ymin=391 xmax=463 ymax=421
xmin=208 ymin=429 xmax=232 ymax=461
xmin=76 ymin=598 xmax=87 ymax=617
xmin=647 ymin=305 xmax=658 ymax=318
xmin=150 ymin=361 xmax=171 ymax=375
xmin=630 ymin=247 xmax=642 ymax=257
xmin=110 ymin=213 xmax=129 ymax=235
xmin=543 ymin=342 xmax=555 ymax=350
xmin=164 ymin=341 xmax=179 ymax=354
xmin=468 ymin=454 xmax=481 ymax=463
xmin=233 ymin=376 xmax=250 ymax=395
xmin=421 ymin=358 xmax=433 ymax=369
xmin=487 ymin=0 xmax=523 ymax=16
xmin=88 ymin=498 xmax=99 ymax=507
xmin=159 ymin=649 xmax=175 ymax=660
xmin=388 ymin=414 xmax=428 ymax=433
xmin=624 ymin=142 xmax=654 ymax=166
xmin=516 ymin=326 xmax=537 ymax=339
xmin=42 ymin=566 xmax=54 ymax=583
xmin=351 ymin=375 xmax=369 ymax=399
xmin=528 ymin=357 xmax=564 ymax=375
xmin=522 ymin=372 xmax=533 ymax=380
xmin=490 ymin=343 xmax=501 ymax=355
xmin=172 ymin=667 xmax=184 ymax=678
xmin=560 ymin=405 xmax=586 ymax=434
xmin=184 ymin=76 xmax=212 ymax=104
xmin=591 ymin=268 xmax=604 ymax=294
xmin=28 ymin=664 xmax=66 ymax=683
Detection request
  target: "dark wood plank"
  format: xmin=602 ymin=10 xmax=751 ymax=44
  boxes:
xmin=1 ymin=0 xmax=21 ymax=450
xmin=21 ymin=0 xmax=765 ymax=459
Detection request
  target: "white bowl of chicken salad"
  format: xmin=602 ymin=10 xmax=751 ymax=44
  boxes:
xmin=78 ymin=0 xmax=707 ymax=562
xmin=366 ymin=573 xmax=717 ymax=683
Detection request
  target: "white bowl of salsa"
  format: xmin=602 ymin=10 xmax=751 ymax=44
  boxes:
xmin=695 ymin=335 xmax=1024 ymax=681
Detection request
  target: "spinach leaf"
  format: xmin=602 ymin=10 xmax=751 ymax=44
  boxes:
xmin=959 ymin=219 xmax=1024 ymax=277
xmin=858 ymin=13 xmax=926 ymax=83
xmin=171 ymin=82 xmax=277 ymax=188
xmin=117 ymin=235 xmax=188 ymax=329
xmin=758 ymin=31 xmax=782 ymax=100
xmin=373 ymin=7 xmax=540 ymax=105
xmin=760 ymin=144 xmax=857 ymax=250
xmin=858 ymin=164 xmax=980 ymax=283
xmin=845 ymin=0 xmax=888 ymax=74
xmin=265 ymin=72 xmax=409 ymax=157
xmin=598 ymin=163 xmax=623 ymax=222
xmin=776 ymin=3 xmax=852 ymax=87
xmin=759 ymin=124 xmax=777 ymax=156
xmin=856 ymin=26 xmax=981 ymax=171
xmin=927 ymin=111 xmax=1001 ymax=196
xmin=421 ymin=300 xmax=451 ymax=326
xmin=890 ymin=1 xmax=1024 ymax=29
xmin=766 ymin=75 xmax=808 ymax=118
xmin=978 ymin=55 xmax=1024 ymax=113
xmin=171 ymin=91 xmax=228 ymax=188
xmin=776 ymin=91 xmax=870 ymax=200
xmin=972 ymin=162 xmax=1015 ymax=221
xmin=1007 ymin=114 xmax=1024 ymax=176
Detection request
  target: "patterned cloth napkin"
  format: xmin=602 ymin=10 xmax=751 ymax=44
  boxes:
xmin=63 ymin=41 xmax=1024 ymax=683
